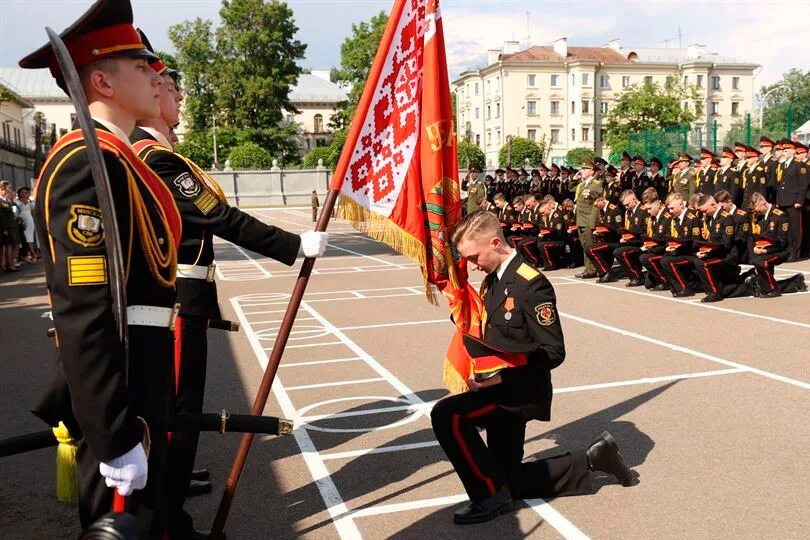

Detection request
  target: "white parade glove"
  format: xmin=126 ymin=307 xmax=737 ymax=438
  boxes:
xmin=300 ymin=231 xmax=329 ymax=258
xmin=98 ymin=443 xmax=148 ymax=497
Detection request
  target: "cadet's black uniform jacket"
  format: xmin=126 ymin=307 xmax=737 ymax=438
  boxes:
xmin=593 ymin=202 xmax=625 ymax=243
xmin=538 ymin=209 xmax=568 ymax=241
xmin=621 ymin=203 xmax=648 ymax=246
xmin=479 ymin=255 xmax=565 ymax=421
xmin=633 ymin=171 xmax=652 ymax=199
xmin=774 ymin=159 xmax=809 ymax=208
xmin=618 ymin=168 xmax=636 ymax=192
xmin=696 ymin=168 xmax=716 ymax=195
xmin=752 ymin=206 xmax=790 ymax=257
xmin=666 ymin=209 xmax=703 ymax=255
xmin=714 ymin=166 xmax=742 ymax=205
xmin=131 ymin=128 xmax=300 ymax=319
xmin=699 ymin=209 xmax=737 ymax=261
xmin=741 ymin=164 xmax=768 ymax=210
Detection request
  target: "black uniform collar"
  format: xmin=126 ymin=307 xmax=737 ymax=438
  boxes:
xmin=487 ymin=252 xmax=523 ymax=311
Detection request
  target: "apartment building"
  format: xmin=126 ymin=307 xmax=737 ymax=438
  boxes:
xmin=453 ymin=39 xmax=759 ymax=165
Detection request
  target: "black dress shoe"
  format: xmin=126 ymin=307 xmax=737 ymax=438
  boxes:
xmin=189 ymin=529 xmax=226 ymax=540
xmin=191 ymin=468 xmax=210 ymax=481
xmin=626 ymin=278 xmax=644 ymax=287
xmin=760 ymin=289 xmax=782 ymax=298
xmin=672 ymin=289 xmax=694 ymax=298
xmin=576 ymin=272 xmax=598 ymax=279
xmin=796 ymin=274 xmax=807 ymax=292
xmin=701 ymin=292 xmax=724 ymax=303
xmin=187 ymin=479 xmax=212 ymax=497
xmin=651 ymin=283 xmax=670 ymax=291
xmin=586 ymin=431 xmax=632 ymax=487
xmin=453 ymin=487 xmax=513 ymax=524
xmin=596 ymin=274 xmax=616 ymax=283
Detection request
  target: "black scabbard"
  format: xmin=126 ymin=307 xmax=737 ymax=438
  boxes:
xmin=171 ymin=413 xmax=293 ymax=436
xmin=0 ymin=430 xmax=57 ymax=457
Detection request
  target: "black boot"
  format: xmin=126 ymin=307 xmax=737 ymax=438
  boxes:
xmin=191 ymin=468 xmax=210 ymax=481
xmin=586 ymin=431 xmax=632 ymax=487
xmin=187 ymin=479 xmax=212 ymax=497
xmin=453 ymin=487 xmax=513 ymax=524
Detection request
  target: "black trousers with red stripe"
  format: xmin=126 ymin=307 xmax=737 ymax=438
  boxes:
xmin=613 ymin=245 xmax=644 ymax=281
xmin=661 ymin=255 xmax=702 ymax=293
xmin=780 ymin=206 xmax=803 ymax=259
xmin=536 ymin=240 xmax=567 ymax=270
xmin=586 ymin=241 xmax=620 ymax=276
xmin=516 ymin=236 xmax=542 ymax=266
xmin=639 ymin=249 xmax=668 ymax=288
xmin=431 ymin=391 xmax=591 ymax=504
xmin=693 ymin=257 xmax=743 ymax=296
xmin=750 ymin=252 xmax=787 ymax=293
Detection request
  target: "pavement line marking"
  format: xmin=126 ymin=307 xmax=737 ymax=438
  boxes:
xmin=249 ymin=317 xmax=316 ymax=325
xmin=272 ymin=341 xmax=343 ymax=350
xmin=285 ymin=378 xmax=387 ymax=391
xmin=229 ymin=297 xmax=362 ymax=539
xmin=300 ymin=403 xmax=427 ymax=422
xmin=319 ymin=441 xmax=442 ymax=461
xmin=554 ymin=368 xmax=746 ymax=393
xmin=338 ymin=319 xmax=449 ymax=331
xmin=561 ymin=276 xmax=810 ymax=330
xmin=279 ymin=357 xmax=363 ymax=368
xmin=524 ymin=498 xmax=590 ymax=540
xmin=350 ymin=291 xmax=366 ymax=298
xmin=560 ymin=311 xmax=810 ymax=390
xmin=242 ymin=309 xmax=290 ymax=315
xmin=347 ymin=495 xmax=469 ymax=518
xmin=217 ymin=240 xmax=273 ymax=278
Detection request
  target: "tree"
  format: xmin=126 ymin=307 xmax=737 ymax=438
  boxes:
xmin=604 ymin=80 xmax=698 ymax=156
xmin=175 ymin=130 xmax=215 ymax=169
xmin=326 ymin=130 xmax=348 ymax=170
xmin=498 ymin=137 xmax=546 ymax=167
xmin=332 ymin=11 xmax=388 ymax=124
xmin=156 ymin=51 xmax=179 ymax=72
xmin=457 ymin=140 xmax=486 ymax=170
xmin=168 ymin=18 xmax=217 ymax=131
xmin=228 ymin=142 xmax=274 ymax=169
xmin=760 ymin=69 xmax=810 ymax=137
xmin=302 ymin=147 xmax=332 ymax=168
xmin=566 ymin=147 xmax=596 ymax=167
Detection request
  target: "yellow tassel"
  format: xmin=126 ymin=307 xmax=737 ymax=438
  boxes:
xmin=442 ymin=358 xmax=471 ymax=395
xmin=53 ymin=422 xmax=79 ymax=504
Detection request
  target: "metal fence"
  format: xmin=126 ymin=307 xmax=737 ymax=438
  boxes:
xmin=208 ymin=166 xmax=332 ymax=207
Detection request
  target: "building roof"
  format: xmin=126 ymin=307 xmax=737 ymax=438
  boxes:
xmin=502 ymin=46 xmax=629 ymax=64
xmin=0 ymin=67 xmax=67 ymax=101
xmin=795 ymin=119 xmax=810 ymax=136
xmin=618 ymin=47 xmax=753 ymax=65
xmin=290 ymin=73 xmax=348 ymax=104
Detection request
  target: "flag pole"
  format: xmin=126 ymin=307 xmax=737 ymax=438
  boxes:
xmin=209 ymin=188 xmax=340 ymax=540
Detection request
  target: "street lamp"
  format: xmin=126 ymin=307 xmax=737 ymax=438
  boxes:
xmin=758 ymin=84 xmax=783 ymax=130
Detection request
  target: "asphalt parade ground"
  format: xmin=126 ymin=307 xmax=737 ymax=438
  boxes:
xmin=2 ymin=206 xmax=810 ymax=539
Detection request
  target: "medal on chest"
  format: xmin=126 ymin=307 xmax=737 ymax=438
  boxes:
xmin=504 ymin=296 xmax=515 ymax=321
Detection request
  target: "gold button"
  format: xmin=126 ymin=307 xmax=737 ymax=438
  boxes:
xmin=158 ymin=238 xmax=165 ymax=245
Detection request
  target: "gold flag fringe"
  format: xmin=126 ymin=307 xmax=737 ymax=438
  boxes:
xmin=442 ymin=357 xmax=471 ymax=395
xmin=337 ymin=194 xmax=439 ymax=304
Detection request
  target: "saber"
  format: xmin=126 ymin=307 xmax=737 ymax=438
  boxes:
xmin=0 ymin=412 xmax=293 ymax=458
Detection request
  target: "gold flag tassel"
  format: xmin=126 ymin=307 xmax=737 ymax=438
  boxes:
xmin=53 ymin=421 xmax=79 ymax=503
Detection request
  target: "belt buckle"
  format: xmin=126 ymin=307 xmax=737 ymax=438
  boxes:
xmin=206 ymin=264 xmax=216 ymax=282
xmin=169 ymin=303 xmax=181 ymax=331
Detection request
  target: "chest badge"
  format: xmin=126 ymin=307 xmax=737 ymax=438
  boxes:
xmin=504 ymin=297 xmax=515 ymax=321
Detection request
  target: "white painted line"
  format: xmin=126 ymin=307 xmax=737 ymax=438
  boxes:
xmin=326 ymin=243 xmax=405 ymax=269
xmin=285 ymin=378 xmax=386 ymax=391
xmin=561 ymin=277 xmax=810 ymax=331
xmin=561 ymin=311 xmax=810 ymax=390
xmin=279 ymin=357 xmax=363 ymax=368
xmin=554 ymin=368 xmax=746 ymax=394
xmin=348 ymin=495 xmax=469 ymax=518
xmin=338 ymin=319 xmax=449 ymax=331
xmin=300 ymin=403 xmax=427 ymax=422
xmin=525 ymin=498 xmax=590 ymax=540
xmin=229 ymin=299 xmax=362 ymax=539
xmin=271 ymin=341 xmax=343 ymax=350
xmin=218 ymin=240 xmax=273 ymax=278
xmin=319 ymin=441 xmax=442 ymax=461
xmin=350 ymin=290 xmax=366 ymax=298
xmin=242 ymin=309 xmax=290 ymax=315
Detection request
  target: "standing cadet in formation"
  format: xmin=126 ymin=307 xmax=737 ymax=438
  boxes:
xmin=740 ymin=146 xmax=768 ymax=211
xmin=20 ymin=1 xmax=179 ymax=536
xmin=432 ymin=210 xmax=632 ymax=525
xmin=696 ymin=149 xmax=716 ymax=195
xmin=130 ymin=32 xmax=329 ymax=539
xmin=774 ymin=140 xmax=808 ymax=261
xmin=632 ymin=156 xmax=652 ymax=198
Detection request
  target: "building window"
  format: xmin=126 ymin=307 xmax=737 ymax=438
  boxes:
xmin=582 ymin=100 xmax=590 ymax=114
xmin=683 ymin=101 xmax=690 ymax=112
xmin=550 ymin=74 xmax=560 ymax=88
xmin=550 ymin=101 xmax=560 ymax=115
xmin=475 ymin=83 xmax=480 ymax=96
xmin=712 ymin=76 xmax=720 ymax=90
xmin=644 ymin=76 xmax=653 ymax=84
xmin=487 ymin=80 xmax=491 ymax=93
xmin=622 ymin=76 xmax=630 ymax=88
xmin=571 ymin=74 xmax=576 ymax=87
xmin=475 ymin=134 xmax=481 ymax=146
xmin=527 ymin=101 xmax=537 ymax=116
xmin=582 ymin=73 xmax=590 ymax=87
xmin=710 ymin=101 xmax=720 ymax=116
xmin=496 ymin=103 xmax=500 ymax=118
xmin=571 ymin=101 xmax=576 ymax=114
xmin=70 ymin=113 xmax=78 ymax=126
xmin=487 ymin=130 xmax=491 ymax=146
xmin=600 ymin=75 xmax=609 ymax=89
xmin=527 ymin=129 xmax=536 ymax=141
xmin=571 ymin=128 xmax=576 ymax=142
xmin=600 ymin=101 xmax=609 ymax=114
xmin=683 ymin=75 xmax=689 ymax=86
xmin=732 ymin=77 xmax=740 ymax=90
xmin=487 ymin=105 xmax=491 ymax=120
xmin=551 ymin=129 xmax=560 ymax=144
xmin=582 ymin=127 xmax=589 ymax=142
xmin=496 ymin=130 xmax=501 ymax=146
xmin=600 ymin=128 xmax=606 ymax=143
xmin=527 ymin=74 xmax=537 ymax=87
xmin=475 ymin=108 xmax=480 ymax=120
xmin=697 ymin=75 xmax=704 ymax=88
xmin=313 ymin=114 xmax=324 ymax=134
xmin=731 ymin=102 xmax=740 ymax=116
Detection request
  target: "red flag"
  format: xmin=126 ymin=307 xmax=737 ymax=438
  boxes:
xmin=330 ymin=0 xmax=477 ymax=393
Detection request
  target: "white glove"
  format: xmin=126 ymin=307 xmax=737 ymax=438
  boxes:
xmin=98 ymin=443 xmax=148 ymax=497
xmin=300 ymin=231 xmax=329 ymax=258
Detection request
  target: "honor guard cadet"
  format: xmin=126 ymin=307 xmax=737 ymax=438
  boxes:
xmin=759 ymin=136 xmax=779 ymax=201
xmin=130 ymin=31 xmax=328 ymax=540
xmin=632 ymin=156 xmax=652 ymax=198
xmin=603 ymin=165 xmax=623 ymax=205
xmin=660 ymin=193 xmax=703 ymax=297
xmin=692 ymin=194 xmax=746 ymax=302
xmin=586 ymin=195 xmax=625 ymax=282
xmin=618 ymin=152 xmax=636 ymax=191
xmin=773 ymin=139 xmax=808 ymax=261
xmin=20 ymin=0 xmax=180 ymax=535
xmin=613 ymin=190 xmax=649 ymax=286
xmin=696 ymin=148 xmax=716 ymax=195
xmin=714 ymin=148 xmax=742 ymax=204
xmin=574 ymin=159 xmax=604 ymax=279
xmin=431 ymin=210 xmax=632 ymax=525
xmin=648 ymin=157 xmax=668 ymax=201
xmin=740 ymin=146 xmax=768 ymax=210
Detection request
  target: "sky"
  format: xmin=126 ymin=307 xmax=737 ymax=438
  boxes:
xmin=1 ymin=0 xmax=808 ymax=90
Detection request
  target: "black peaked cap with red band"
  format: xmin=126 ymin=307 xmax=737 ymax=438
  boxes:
xmin=137 ymin=28 xmax=176 ymax=77
xmin=19 ymin=0 xmax=157 ymax=93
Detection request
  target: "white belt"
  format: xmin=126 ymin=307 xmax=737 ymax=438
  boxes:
xmin=127 ymin=305 xmax=179 ymax=329
xmin=177 ymin=263 xmax=216 ymax=282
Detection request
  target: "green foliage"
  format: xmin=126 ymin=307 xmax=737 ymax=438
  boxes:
xmin=760 ymin=68 xmax=810 ymax=137
xmin=228 ymin=142 xmax=274 ymax=169
xmin=156 ymin=51 xmax=179 ymax=72
xmin=604 ymin=80 xmax=698 ymax=156
xmin=0 ymin=86 xmax=14 ymax=102
xmin=332 ymin=11 xmax=388 ymax=124
xmin=457 ymin=139 xmax=486 ymax=170
xmin=327 ymin=130 xmax=348 ymax=169
xmin=566 ymin=147 xmax=596 ymax=167
xmin=303 ymin=147 xmax=333 ymax=168
xmin=168 ymin=18 xmax=217 ymax=131
xmin=498 ymin=137 xmax=546 ymax=167
xmin=175 ymin=131 xmax=215 ymax=169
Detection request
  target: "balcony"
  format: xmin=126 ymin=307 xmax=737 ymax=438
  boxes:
xmin=0 ymin=138 xmax=34 ymax=158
